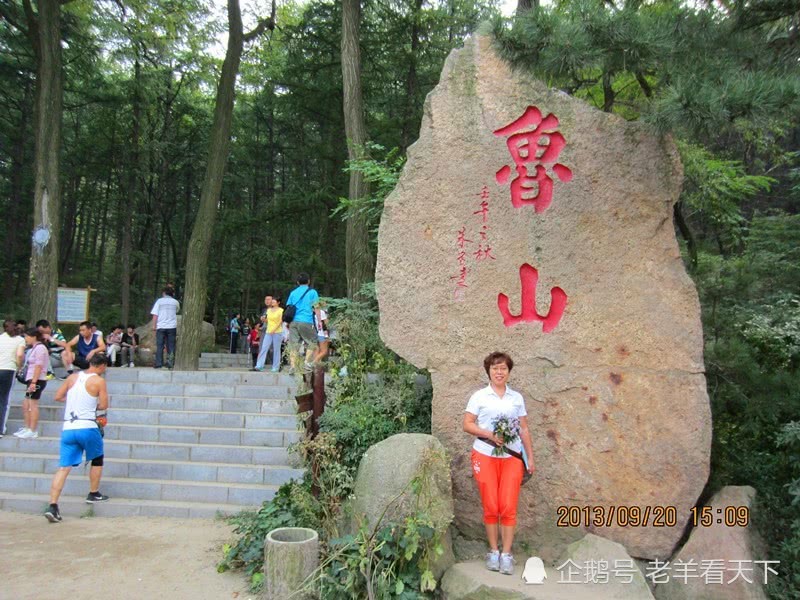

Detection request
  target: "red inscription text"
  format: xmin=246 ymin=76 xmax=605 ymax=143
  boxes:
xmin=497 ymin=263 xmax=567 ymax=333
xmin=494 ymin=106 xmax=573 ymax=213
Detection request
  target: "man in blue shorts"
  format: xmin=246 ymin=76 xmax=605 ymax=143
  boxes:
xmin=45 ymin=353 xmax=110 ymax=522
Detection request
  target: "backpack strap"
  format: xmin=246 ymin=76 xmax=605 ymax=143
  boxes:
xmin=289 ymin=286 xmax=312 ymax=307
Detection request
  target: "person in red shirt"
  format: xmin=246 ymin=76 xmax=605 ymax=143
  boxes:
xmin=248 ymin=323 xmax=261 ymax=369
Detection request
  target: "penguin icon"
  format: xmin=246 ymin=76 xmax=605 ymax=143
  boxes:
xmin=522 ymin=556 xmax=547 ymax=584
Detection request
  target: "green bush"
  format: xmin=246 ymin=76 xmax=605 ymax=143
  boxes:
xmin=694 ymin=213 xmax=800 ymax=599
xmin=218 ymin=481 xmax=318 ymax=589
xmin=321 ymin=516 xmax=441 ymax=600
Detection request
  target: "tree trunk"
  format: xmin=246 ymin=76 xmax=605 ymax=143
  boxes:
xmin=176 ymin=0 xmax=247 ymax=370
xmin=341 ymin=0 xmax=374 ymax=300
xmin=121 ymin=59 xmax=142 ymax=325
xmin=27 ymin=0 xmax=63 ymax=323
xmin=602 ymin=71 xmax=615 ymax=113
xmin=517 ymin=0 xmax=537 ymax=14
xmin=674 ymin=201 xmax=697 ymax=270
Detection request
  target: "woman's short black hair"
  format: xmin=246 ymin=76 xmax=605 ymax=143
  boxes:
xmin=483 ymin=352 xmax=514 ymax=376
xmin=24 ymin=327 xmax=44 ymax=342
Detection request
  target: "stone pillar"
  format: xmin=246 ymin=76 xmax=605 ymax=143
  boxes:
xmin=263 ymin=527 xmax=319 ymax=600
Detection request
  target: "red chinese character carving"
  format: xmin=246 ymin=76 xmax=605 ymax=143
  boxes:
xmin=497 ymin=263 xmax=567 ymax=333
xmin=451 ymin=226 xmax=473 ymax=299
xmin=473 ymin=243 xmax=495 ymax=261
xmin=473 ymin=200 xmax=489 ymax=223
xmin=494 ymin=106 xmax=573 ymax=213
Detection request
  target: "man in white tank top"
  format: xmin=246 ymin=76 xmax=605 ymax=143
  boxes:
xmin=44 ymin=353 xmax=110 ymax=523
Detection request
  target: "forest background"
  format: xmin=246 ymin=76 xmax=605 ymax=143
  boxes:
xmin=1 ymin=0 xmax=800 ymax=597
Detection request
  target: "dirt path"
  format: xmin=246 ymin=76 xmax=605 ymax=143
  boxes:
xmin=0 ymin=511 xmax=253 ymax=600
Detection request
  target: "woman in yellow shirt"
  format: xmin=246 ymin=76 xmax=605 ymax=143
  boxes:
xmin=258 ymin=298 xmax=284 ymax=373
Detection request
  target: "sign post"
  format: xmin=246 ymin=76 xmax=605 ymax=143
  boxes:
xmin=56 ymin=288 xmax=91 ymax=324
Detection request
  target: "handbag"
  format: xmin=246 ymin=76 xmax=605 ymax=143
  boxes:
xmin=15 ymin=351 xmax=28 ymax=384
xmin=479 ymin=437 xmax=533 ymax=486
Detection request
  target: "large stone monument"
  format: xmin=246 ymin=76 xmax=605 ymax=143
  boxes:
xmin=376 ymin=34 xmax=711 ymax=560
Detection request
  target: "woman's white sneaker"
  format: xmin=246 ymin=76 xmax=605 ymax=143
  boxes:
xmin=13 ymin=428 xmax=29 ymax=437
xmin=500 ymin=553 xmax=515 ymax=575
xmin=19 ymin=429 xmax=38 ymax=439
xmin=485 ymin=550 xmax=500 ymax=571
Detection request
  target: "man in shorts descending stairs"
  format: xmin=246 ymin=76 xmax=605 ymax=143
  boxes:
xmin=45 ymin=353 xmax=111 ymax=523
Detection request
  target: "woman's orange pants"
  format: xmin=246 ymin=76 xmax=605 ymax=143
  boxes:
xmin=471 ymin=449 xmax=524 ymax=526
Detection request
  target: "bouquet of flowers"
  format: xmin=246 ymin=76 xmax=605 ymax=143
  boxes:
xmin=490 ymin=414 xmax=520 ymax=456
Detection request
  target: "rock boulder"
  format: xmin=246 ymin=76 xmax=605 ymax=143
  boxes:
xmin=134 ymin=317 xmax=215 ymax=366
xmin=348 ymin=433 xmax=455 ymax=578
xmin=654 ymin=486 xmax=770 ymax=600
xmin=376 ymin=34 xmax=711 ymax=559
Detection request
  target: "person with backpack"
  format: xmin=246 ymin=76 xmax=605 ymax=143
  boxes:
xmin=229 ymin=313 xmax=241 ymax=354
xmin=284 ymin=273 xmax=319 ymax=373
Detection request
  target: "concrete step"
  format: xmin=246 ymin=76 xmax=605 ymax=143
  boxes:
xmin=1 ymin=436 xmax=294 ymax=464
xmin=6 ymin=419 xmax=301 ymax=445
xmin=0 ymin=472 xmax=280 ymax=505
xmin=102 ymin=368 xmax=294 ymax=385
xmin=0 ymin=452 xmax=303 ymax=486
xmin=2 ymin=364 xmax=304 ymax=519
xmin=10 ymin=396 xmax=296 ymax=414
xmin=9 ymin=404 xmax=296 ymax=425
xmin=13 ymin=370 xmax=294 ymax=388
xmin=25 ymin=381 xmax=293 ymax=399
xmin=0 ymin=493 xmax=257 ymax=519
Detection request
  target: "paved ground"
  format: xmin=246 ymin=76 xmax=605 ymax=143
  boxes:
xmin=0 ymin=510 xmax=252 ymax=600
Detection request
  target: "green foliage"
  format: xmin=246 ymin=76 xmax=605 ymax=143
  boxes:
xmin=319 ymin=448 xmax=450 ymax=599
xmin=217 ymin=481 xmax=316 ymax=585
xmin=321 ymin=515 xmax=442 ymax=599
xmin=321 ymin=285 xmax=432 ymax=472
xmin=492 ymin=0 xmax=800 ymax=138
xmin=334 ymin=143 xmax=406 ymax=232
xmin=678 ymin=141 xmax=775 ymax=246
xmin=693 ymin=213 xmax=800 ymax=599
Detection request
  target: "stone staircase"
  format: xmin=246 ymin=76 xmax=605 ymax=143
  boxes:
xmin=0 ymin=368 xmax=303 ymax=518
xmin=199 ymin=352 xmax=253 ymax=369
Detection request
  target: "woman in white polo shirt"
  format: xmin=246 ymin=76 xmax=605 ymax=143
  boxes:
xmin=463 ymin=352 xmax=535 ymax=575
xmin=0 ymin=319 xmax=25 ymax=437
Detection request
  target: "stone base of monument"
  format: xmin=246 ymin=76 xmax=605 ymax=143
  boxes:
xmin=442 ymin=533 xmax=655 ymax=600
xmin=264 ymin=527 xmax=319 ymax=600
xmin=441 ymin=559 xmax=655 ymax=600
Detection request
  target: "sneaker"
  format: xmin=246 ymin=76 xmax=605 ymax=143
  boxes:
xmin=86 ymin=491 xmax=110 ymax=503
xmin=270 ymin=367 xmax=279 ymax=373
xmin=44 ymin=504 xmax=62 ymax=523
xmin=46 ymin=372 xmax=56 ymax=380
xmin=486 ymin=550 xmax=500 ymax=572
xmin=129 ymin=363 xmax=135 ymax=368
xmin=13 ymin=427 xmax=28 ymax=437
xmin=499 ymin=553 xmax=515 ymax=575
xmin=18 ymin=429 xmax=38 ymax=439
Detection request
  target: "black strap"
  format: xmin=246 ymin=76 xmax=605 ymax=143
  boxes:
xmin=289 ymin=286 xmax=312 ymax=308
xmin=478 ymin=437 xmax=524 ymax=462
